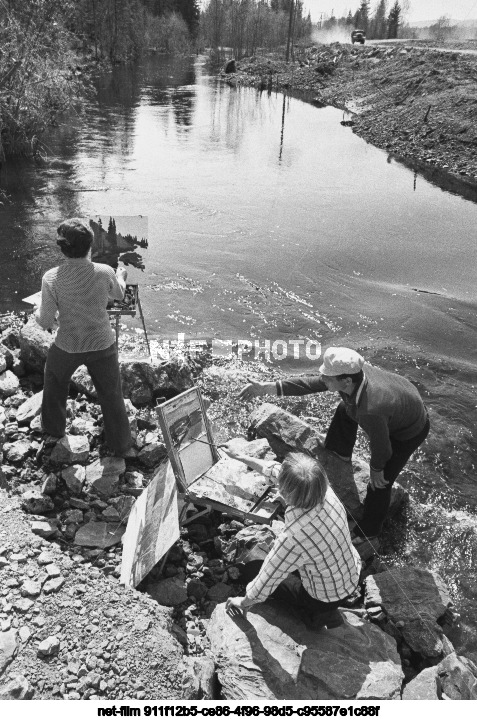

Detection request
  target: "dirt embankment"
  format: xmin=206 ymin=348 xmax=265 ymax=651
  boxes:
xmin=223 ymin=42 xmax=477 ymax=190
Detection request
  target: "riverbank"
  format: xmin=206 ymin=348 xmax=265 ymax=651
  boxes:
xmin=222 ymin=42 xmax=477 ymax=193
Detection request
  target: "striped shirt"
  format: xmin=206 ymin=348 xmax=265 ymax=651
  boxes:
xmin=35 ymin=258 xmax=125 ymax=353
xmin=246 ymin=462 xmax=361 ymax=604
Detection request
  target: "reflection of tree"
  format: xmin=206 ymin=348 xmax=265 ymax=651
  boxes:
xmin=171 ymin=89 xmax=195 ymax=128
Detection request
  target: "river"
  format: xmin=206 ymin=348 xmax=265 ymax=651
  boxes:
xmin=1 ymin=53 xmax=477 ymax=662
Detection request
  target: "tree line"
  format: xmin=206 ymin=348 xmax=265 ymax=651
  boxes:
xmin=199 ymin=0 xmax=312 ymax=59
xmin=321 ymin=1 xmax=408 ymax=40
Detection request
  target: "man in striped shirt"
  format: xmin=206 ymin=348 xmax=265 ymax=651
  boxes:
xmin=223 ymin=447 xmax=361 ymax=626
xmin=35 ymin=218 xmax=132 ymax=456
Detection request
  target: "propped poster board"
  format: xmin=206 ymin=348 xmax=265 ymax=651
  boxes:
xmin=120 ymin=459 xmax=180 ymax=588
xmin=156 ymin=387 xmax=281 ymax=524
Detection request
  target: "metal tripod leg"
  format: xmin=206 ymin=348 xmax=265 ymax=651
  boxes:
xmin=136 ymin=294 xmax=151 ymax=357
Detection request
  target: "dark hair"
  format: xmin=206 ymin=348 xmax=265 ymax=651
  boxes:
xmin=278 ymin=452 xmax=328 ymax=511
xmin=335 ymin=370 xmax=364 ymax=386
xmin=56 ymin=218 xmax=94 ymax=258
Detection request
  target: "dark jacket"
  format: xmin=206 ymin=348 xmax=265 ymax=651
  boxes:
xmin=277 ymin=363 xmax=427 ymax=470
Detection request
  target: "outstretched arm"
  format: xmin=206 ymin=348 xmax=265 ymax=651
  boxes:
xmin=239 ymin=378 xmax=277 ymax=401
xmin=221 ymin=441 xmax=279 ymax=479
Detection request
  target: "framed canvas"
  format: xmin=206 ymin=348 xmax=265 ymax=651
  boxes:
xmin=156 ymin=388 xmax=281 ymax=524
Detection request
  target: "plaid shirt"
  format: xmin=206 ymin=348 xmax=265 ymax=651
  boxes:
xmin=246 ymin=463 xmax=361 ymax=604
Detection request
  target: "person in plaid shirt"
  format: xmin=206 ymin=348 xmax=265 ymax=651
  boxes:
xmin=223 ymin=445 xmax=361 ymax=627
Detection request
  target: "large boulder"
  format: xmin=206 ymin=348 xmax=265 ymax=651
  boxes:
xmin=402 ymin=666 xmax=439 ymax=700
xmin=365 ymin=567 xmax=452 ymax=659
xmin=119 ymin=356 xmax=193 ymax=406
xmin=208 ymin=603 xmax=403 ymax=700
xmin=438 ymin=652 xmax=477 ymax=700
xmin=74 ymin=520 xmax=125 ymax=549
xmin=402 ymin=652 xmax=477 ymax=700
xmin=249 ymin=404 xmax=406 ymax=521
xmin=18 ymin=318 xmax=53 ymax=373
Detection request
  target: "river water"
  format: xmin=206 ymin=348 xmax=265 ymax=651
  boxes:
xmin=1 ymin=54 xmax=477 ymax=662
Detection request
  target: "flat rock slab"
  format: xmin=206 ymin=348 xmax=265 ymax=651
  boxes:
xmin=365 ymin=567 xmax=452 ymax=657
xmin=16 ymin=391 xmax=43 ymax=424
xmin=0 ymin=629 xmax=18 ymax=675
xmin=208 ymin=604 xmax=403 ymax=700
xmin=85 ymin=457 xmax=125 ymax=499
xmin=31 ymin=519 xmax=58 ymax=539
xmin=74 ymin=521 xmax=125 ymax=549
xmin=50 ymin=435 xmax=90 ymax=464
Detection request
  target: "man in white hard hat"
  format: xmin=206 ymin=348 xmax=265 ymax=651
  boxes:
xmin=239 ymin=347 xmax=430 ymax=544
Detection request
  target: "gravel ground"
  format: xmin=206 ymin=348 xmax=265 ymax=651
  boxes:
xmin=0 ymin=485 xmax=187 ymax=700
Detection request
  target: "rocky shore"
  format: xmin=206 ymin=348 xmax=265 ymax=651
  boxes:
xmin=221 ymin=41 xmax=477 ymax=194
xmin=0 ymin=314 xmax=476 ymax=700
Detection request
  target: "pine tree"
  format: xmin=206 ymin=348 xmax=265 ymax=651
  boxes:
xmin=370 ymin=0 xmax=387 ymax=39
xmin=356 ymin=0 xmax=370 ymax=30
xmin=387 ymin=0 xmax=401 ymax=38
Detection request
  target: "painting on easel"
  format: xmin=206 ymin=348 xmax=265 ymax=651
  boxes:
xmin=121 ymin=387 xmax=281 ymax=588
xmin=156 ymin=387 xmax=281 ymax=523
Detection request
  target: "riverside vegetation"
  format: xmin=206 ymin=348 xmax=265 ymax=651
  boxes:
xmin=0 ymin=313 xmax=476 ymax=700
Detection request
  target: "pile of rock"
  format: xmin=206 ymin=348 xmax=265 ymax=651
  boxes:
xmin=2 ymin=317 xmax=477 ymax=700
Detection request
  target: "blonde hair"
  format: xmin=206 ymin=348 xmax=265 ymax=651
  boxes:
xmin=278 ymin=452 xmax=328 ymax=511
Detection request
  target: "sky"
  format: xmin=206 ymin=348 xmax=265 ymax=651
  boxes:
xmin=304 ymin=0 xmax=477 ymax=23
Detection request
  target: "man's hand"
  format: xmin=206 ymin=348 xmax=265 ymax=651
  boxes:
xmin=116 ymin=267 xmax=127 ymax=282
xmin=239 ymin=378 xmax=275 ymax=401
xmin=226 ymin=596 xmax=251 ymax=618
xmin=369 ymin=468 xmax=388 ymax=490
